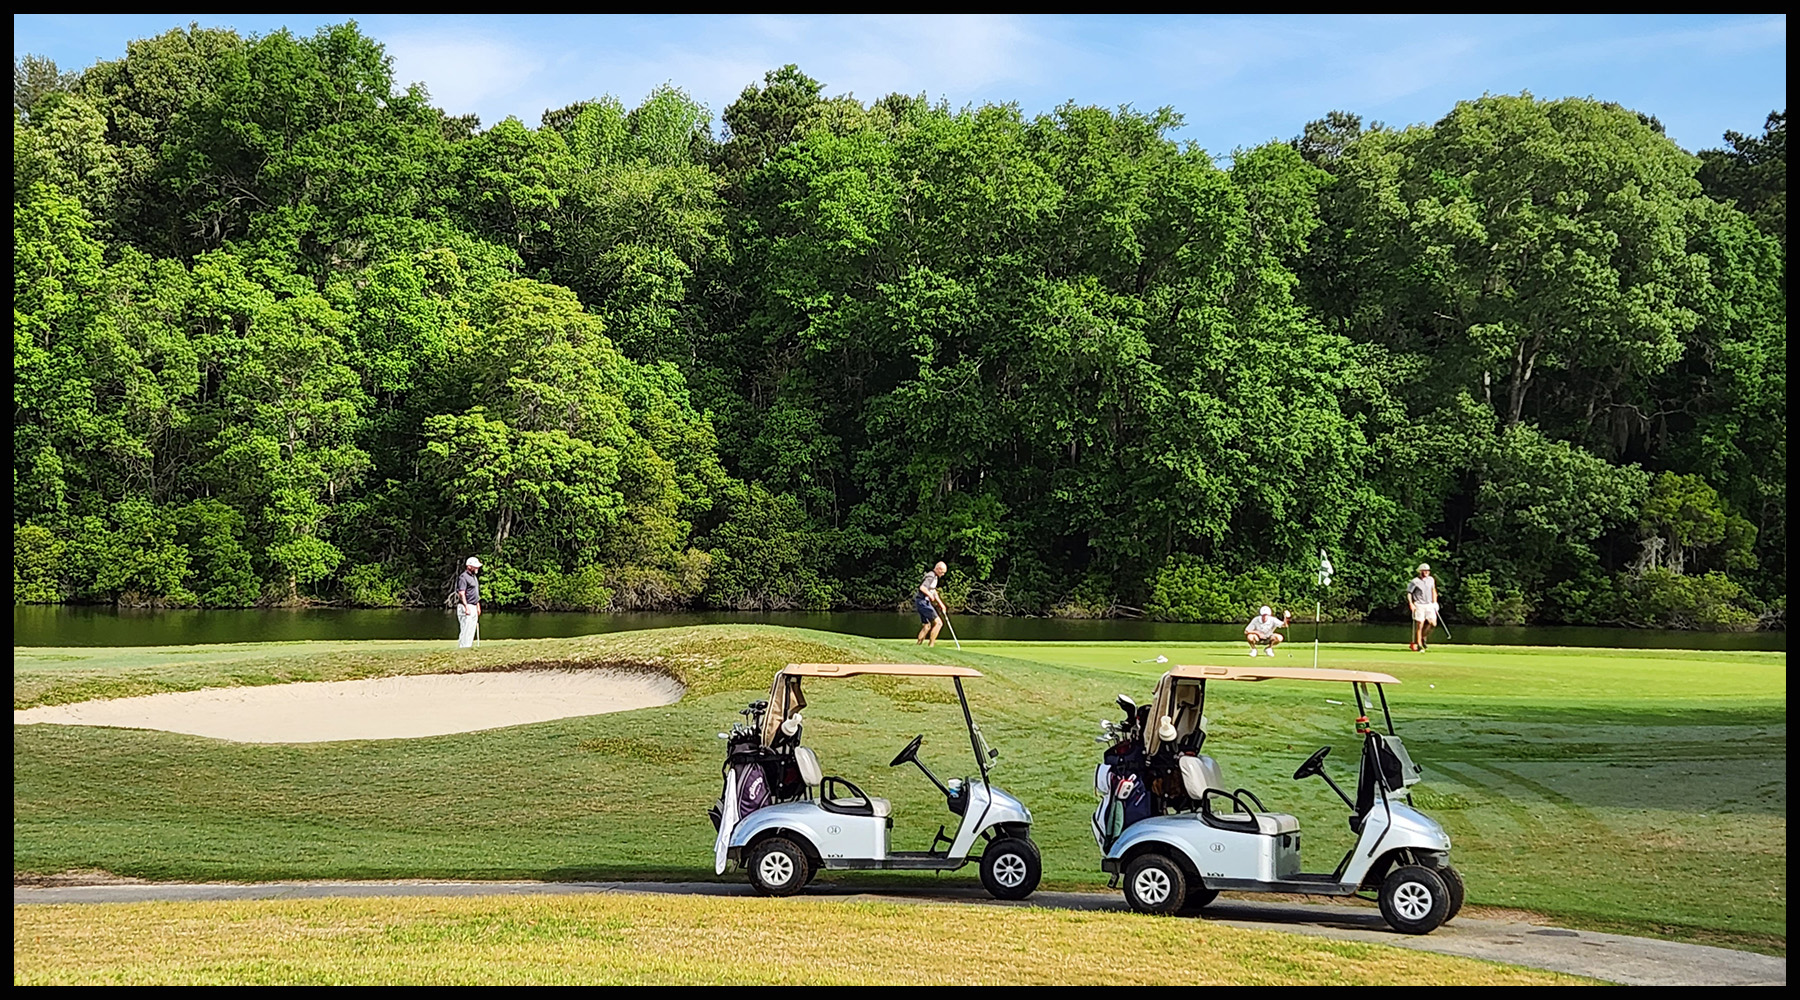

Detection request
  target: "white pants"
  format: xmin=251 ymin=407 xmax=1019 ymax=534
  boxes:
xmin=457 ymin=605 xmax=479 ymax=647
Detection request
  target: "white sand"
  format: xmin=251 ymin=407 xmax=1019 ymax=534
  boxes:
xmin=12 ymin=669 xmax=685 ymax=744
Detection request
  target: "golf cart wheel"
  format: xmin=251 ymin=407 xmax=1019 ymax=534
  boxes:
xmin=1378 ymin=864 xmax=1449 ymax=934
xmin=1439 ymin=864 xmax=1465 ymax=922
xmin=746 ymin=837 xmax=810 ymax=897
xmin=980 ymin=837 xmax=1042 ymax=900
xmin=1181 ymin=882 xmax=1220 ymax=912
xmin=1122 ymin=853 xmax=1187 ymax=916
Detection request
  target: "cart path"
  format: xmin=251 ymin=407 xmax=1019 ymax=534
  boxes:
xmin=13 ymin=880 xmax=1783 ymax=986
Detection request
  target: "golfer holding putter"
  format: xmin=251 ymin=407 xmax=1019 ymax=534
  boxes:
xmin=1408 ymin=563 xmax=1439 ymax=651
xmin=914 ymin=561 xmax=950 ymax=646
xmin=1245 ymin=605 xmax=1288 ymax=656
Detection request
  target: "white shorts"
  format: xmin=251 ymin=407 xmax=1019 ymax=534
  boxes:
xmin=1412 ymin=601 xmax=1439 ymax=624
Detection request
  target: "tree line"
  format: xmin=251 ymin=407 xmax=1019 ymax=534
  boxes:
xmin=12 ymin=24 xmax=1787 ymax=628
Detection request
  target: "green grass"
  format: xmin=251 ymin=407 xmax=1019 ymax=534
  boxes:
xmin=12 ymin=627 xmax=1786 ymax=954
xmin=12 ymin=892 xmax=1593 ymax=985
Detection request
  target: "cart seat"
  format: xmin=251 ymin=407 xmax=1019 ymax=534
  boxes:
xmin=827 ymin=793 xmax=893 ymax=818
xmin=1179 ymin=755 xmax=1300 ymax=835
xmin=795 ymin=747 xmax=891 ymax=817
xmin=1208 ymin=810 xmax=1300 ymax=835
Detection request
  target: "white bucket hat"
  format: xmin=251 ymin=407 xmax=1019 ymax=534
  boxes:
xmin=1259 ymin=606 xmax=1272 ymax=616
xmin=466 ymin=556 xmax=482 ymax=568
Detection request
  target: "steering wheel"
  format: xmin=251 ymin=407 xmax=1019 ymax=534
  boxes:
xmin=1293 ymin=745 xmax=1332 ymax=780
xmin=890 ymin=734 xmax=925 ymax=767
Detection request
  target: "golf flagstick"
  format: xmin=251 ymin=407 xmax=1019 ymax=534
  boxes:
xmin=1314 ymin=549 xmax=1333 ymax=670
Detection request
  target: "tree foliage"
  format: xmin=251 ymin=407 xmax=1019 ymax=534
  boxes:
xmin=10 ymin=29 xmax=1784 ymax=628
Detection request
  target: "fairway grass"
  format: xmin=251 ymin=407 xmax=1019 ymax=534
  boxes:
xmin=11 ymin=892 xmax=1592 ymax=985
xmin=12 ymin=627 xmax=1786 ymax=954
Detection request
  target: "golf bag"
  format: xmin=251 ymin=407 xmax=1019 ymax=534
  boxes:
xmin=1095 ymin=739 xmax=1157 ymax=849
xmin=734 ymin=755 xmax=773 ymax=815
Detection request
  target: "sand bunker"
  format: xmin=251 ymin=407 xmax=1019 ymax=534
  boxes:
xmin=12 ymin=669 xmax=684 ymax=743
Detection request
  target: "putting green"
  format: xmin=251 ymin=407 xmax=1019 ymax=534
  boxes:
xmin=11 ymin=627 xmax=1786 ymax=952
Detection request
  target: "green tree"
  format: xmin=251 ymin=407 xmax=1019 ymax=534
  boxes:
xmin=1697 ymin=110 xmax=1785 ymax=248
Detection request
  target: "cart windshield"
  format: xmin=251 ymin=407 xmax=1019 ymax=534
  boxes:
xmin=762 ymin=663 xmax=984 ymax=748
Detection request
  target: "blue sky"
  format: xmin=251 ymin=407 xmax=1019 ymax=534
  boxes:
xmin=14 ymin=14 xmax=1786 ymax=155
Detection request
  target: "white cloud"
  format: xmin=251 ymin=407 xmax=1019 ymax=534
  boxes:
xmin=385 ymin=32 xmax=547 ymax=123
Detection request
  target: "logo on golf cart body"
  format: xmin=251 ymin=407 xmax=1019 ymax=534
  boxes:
xmin=1209 ymin=842 xmax=1225 ymax=853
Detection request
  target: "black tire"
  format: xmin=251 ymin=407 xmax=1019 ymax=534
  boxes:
xmin=1439 ymin=864 xmax=1465 ymax=922
xmin=979 ymin=837 xmax=1041 ymax=900
xmin=746 ymin=837 xmax=810 ymax=897
xmin=1181 ymin=882 xmax=1220 ymax=912
xmin=1379 ymin=864 xmax=1449 ymax=934
xmin=1122 ymin=853 xmax=1187 ymax=915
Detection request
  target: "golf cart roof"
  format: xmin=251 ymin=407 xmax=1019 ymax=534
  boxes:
xmin=1166 ymin=664 xmax=1400 ymax=685
xmin=780 ymin=663 xmax=983 ymax=679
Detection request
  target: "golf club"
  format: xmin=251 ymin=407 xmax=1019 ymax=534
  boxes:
xmin=943 ymin=608 xmax=961 ymax=650
xmin=1437 ymin=615 xmax=1452 ymax=641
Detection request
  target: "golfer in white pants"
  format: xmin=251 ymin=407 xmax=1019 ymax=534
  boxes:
xmin=455 ymin=556 xmax=482 ymax=648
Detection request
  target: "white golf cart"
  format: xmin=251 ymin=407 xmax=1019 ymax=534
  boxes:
xmin=711 ymin=663 xmax=1040 ymax=899
xmin=1093 ymin=664 xmax=1463 ymax=934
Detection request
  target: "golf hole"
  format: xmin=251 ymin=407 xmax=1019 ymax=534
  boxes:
xmin=11 ymin=669 xmax=685 ymax=744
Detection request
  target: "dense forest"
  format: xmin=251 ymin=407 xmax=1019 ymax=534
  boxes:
xmin=12 ymin=24 xmax=1787 ymax=628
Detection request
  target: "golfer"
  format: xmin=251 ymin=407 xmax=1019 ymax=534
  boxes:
xmin=914 ymin=561 xmax=949 ymax=646
xmin=1408 ymin=563 xmax=1439 ymax=651
xmin=455 ymin=556 xmax=482 ymax=648
xmin=1245 ymin=606 xmax=1287 ymax=656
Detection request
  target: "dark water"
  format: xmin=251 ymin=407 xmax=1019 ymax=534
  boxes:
xmin=11 ymin=605 xmax=1786 ymax=650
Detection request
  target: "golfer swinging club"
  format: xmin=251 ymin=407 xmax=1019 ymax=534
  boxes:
xmin=1408 ymin=562 xmax=1439 ymax=652
xmin=914 ymin=560 xmax=950 ymax=646
xmin=1245 ymin=605 xmax=1289 ymax=656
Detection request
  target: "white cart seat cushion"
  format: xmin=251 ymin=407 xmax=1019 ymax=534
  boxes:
xmin=794 ymin=746 xmax=823 ymax=787
xmin=1179 ymin=754 xmax=1225 ymax=799
xmin=823 ymin=794 xmax=891 ymax=817
xmin=1211 ymin=811 xmax=1301 ymax=835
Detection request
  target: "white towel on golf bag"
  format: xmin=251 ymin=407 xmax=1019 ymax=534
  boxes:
xmin=714 ymin=768 xmax=739 ymax=875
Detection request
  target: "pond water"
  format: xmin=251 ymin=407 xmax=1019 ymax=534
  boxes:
xmin=12 ymin=605 xmax=1786 ymax=650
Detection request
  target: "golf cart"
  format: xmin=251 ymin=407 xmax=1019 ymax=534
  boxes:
xmin=711 ymin=663 xmax=1040 ymax=900
xmin=1093 ymin=664 xmax=1463 ymax=934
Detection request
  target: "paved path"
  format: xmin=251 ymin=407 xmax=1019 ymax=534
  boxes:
xmin=15 ymin=880 xmax=1784 ymax=986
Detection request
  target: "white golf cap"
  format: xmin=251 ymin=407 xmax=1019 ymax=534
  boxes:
xmin=1417 ymin=563 xmax=1430 ymax=572
xmin=1260 ymin=606 xmax=1272 ymax=616
xmin=466 ymin=556 xmax=482 ymax=568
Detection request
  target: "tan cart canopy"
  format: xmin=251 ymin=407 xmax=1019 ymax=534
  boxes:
xmin=782 ymin=663 xmax=983 ymax=678
xmin=761 ymin=663 xmax=984 ymax=744
xmin=1164 ymin=664 xmax=1399 ymax=685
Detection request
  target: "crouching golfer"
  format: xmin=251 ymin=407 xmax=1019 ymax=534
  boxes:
xmin=915 ymin=561 xmax=949 ymax=646
xmin=455 ymin=556 xmax=482 ymax=648
xmin=1245 ymin=606 xmax=1287 ymax=656
xmin=1408 ymin=563 xmax=1439 ymax=651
